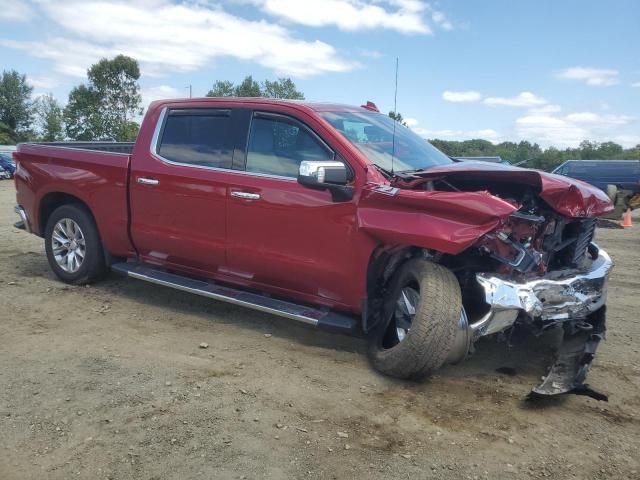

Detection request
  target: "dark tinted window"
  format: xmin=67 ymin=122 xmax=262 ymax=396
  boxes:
xmin=158 ymin=109 xmax=233 ymax=169
xmin=245 ymin=115 xmax=332 ymax=177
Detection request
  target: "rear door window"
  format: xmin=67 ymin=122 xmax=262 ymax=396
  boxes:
xmin=245 ymin=114 xmax=333 ymax=178
xmin=157 ymin=109 xmax=233 ymax=169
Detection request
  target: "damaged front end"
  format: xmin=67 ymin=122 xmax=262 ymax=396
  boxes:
xmin=378 ymin=163 xmax=615 ymax=400
xmin=461 ymin=197 xmax=613 ymax=400
xmin=472 ymin=244 xmax=612 ymax=400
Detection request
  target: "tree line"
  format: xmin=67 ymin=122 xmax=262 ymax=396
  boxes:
xmin=1 ymin=54 xmax=638 ymax=172
xmin=0 ymin=55 xmax=143 ymax=143
xmin=429 ymin=138 xmax=640 ymax=171
xmin=0 ymin=55 xmax=305 ymax=145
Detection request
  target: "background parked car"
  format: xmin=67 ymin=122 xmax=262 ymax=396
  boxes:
xmin=0 ymin=153 xmax=16 ymax=179
xmin=552 ymin=159 xmax=640 ymax=218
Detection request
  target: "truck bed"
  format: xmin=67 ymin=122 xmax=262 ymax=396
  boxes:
xmin=13 ymin=142 xmax=135 ymax=257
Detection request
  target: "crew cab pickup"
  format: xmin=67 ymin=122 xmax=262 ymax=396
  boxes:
xmin=13 ymin=98 xmax=615 ymax=399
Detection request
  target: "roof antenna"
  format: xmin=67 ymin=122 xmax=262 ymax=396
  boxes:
xmin=391 ymin=56 xmax=399 ymax=176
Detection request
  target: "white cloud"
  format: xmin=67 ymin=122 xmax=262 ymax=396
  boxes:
xmin=515 ymin=115 xmax=588 ymax=147
xmin=555 ymin=67 xmax=619 ymax=86
xmin=565 ymin=112 xmax=635 ymax=125
xmin=1 ymin=0 xmax=359 ymax=79
xmin=431 ymin=10 xmax=453 ymax=31
xmin=255 ymin=0 xmax=433 ymax=34
xmin=484 ymin=91 xmax=547 ymax=107
xmin=28 ymin=75 xmax=62 ymax=90
xmin=407 ymin=113 xmax=499 ymax=142
xmin=356 ymin=48 xmax=383 ymax=59
xmin=413 ymin=127 xmax=500 ymax=142
xmin=0 ymin=37 xmax=115 ymax=78
xmin=442 ymin=90 xmax=482 ymax=103
xmin=528 ymin=104 xmax=561 ymax=115
xmin=403 ymin=117 xmax=419 ymax=127
xmin=141 ymin=85 xmax=184 ymax=109
xmin=515 ymin=111 xmax=637 ymax=147
xmin=0 ymin=0 xmax=33 ymax=21
xmin=632 ymin=81 xmax=640 ymax=88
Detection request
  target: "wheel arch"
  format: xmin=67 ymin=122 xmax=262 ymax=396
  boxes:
xmin=39 ymin=192 xmax=94 ymax=235
xmin=363 ymin=245 xmax=434 ymax=333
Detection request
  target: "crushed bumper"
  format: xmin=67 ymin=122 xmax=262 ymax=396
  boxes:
xmin=471 ymin=244 xmax=613 ymax=399
xmin=529 ymin=307 xmax=607 ymax=401
xmin=472 ymin=246 xmax=612 ymax=336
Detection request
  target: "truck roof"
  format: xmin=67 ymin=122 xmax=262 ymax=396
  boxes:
xmin=150 ymin=97 xmax=371 ymax=113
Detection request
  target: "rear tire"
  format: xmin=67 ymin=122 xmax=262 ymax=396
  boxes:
xmin=44 ymin=204 xmax=106 ymax=284
xmin=367 ymin=258 xmax=461 ymax=379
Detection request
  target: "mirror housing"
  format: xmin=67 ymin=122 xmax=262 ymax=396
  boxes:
xmin=297 ymin=160 xmax=353 ymax=202
xmin=298 ymin=161 xmax=348 ymax=186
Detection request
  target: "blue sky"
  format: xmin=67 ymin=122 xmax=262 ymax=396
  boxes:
xmin=1 ymin=0 xmax=639 ymax=147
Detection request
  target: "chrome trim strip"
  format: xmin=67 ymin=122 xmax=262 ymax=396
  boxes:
xmin=124 ymin=268 xmax=320 ymax=326
xmin=148 ymin=106 xmax=298 ymax=182
xmin=18 ymin=143 xmax=131 ymax=157
xmin=14 ymin=205 xmax=31 ymax=233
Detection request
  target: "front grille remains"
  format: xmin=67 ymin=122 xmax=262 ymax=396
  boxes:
xmin=545 ymin=218 xmax=596 ymax=270
xmin=567 ymin=218 xmax=596 ymax=266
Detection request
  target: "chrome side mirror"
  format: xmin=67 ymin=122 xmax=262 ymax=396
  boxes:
xmin=297 ymin=160 xmax=353 ymax=201
xmin=298 ymin=161 xmax=348 ymax=187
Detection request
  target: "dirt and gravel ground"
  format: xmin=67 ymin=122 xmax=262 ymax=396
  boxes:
xmin=1 ymin=180 xmax=639 ymax=480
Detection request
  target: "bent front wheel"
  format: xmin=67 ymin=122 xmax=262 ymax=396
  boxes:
xmin=367 ymin=258 xmax=462 ymax=379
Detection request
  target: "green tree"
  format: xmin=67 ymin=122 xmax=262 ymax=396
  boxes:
xmin=206 ymin=76 xmax=305 ymax=99
xmin=0 ymin=121 xmax=14 ymax=144
xmin=428 ymin=137 xmax=638 ymax=172
xmin=207 ymin=80 xmax=235 ymax=97
xmin=234 ymin=76 xmax=262 ymax=97
xmin=64 ymin=55 xmax=142 ymax=141
xmin=33 ymin=94 xmax=64 ymax=141
xmin=0 ymin=70 xmax=33 ymax=141
xmin=388 ymin=111 xmax=407 ymax=126
xmin=596 ymin=141 xmax=623 ymax=159
xmin=64 ymin=85 xmax=104 ymax=141
xmin=262 ymin=78 xmax=304 ymax=99
xmin=579 ymin=140 xmax=599 ymax=159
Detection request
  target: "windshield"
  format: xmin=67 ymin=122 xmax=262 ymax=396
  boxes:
xmin=321 ymin=111 xmax=452 ymax=172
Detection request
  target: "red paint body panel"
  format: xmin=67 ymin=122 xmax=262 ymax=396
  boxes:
xmin=224 ymin=174 xmax=361 ymax=309
xmin=402 ymin=162 xmax=613 ymax=218
xmin=358 ymin=186 xmax=518 ymax=255
xmin=13 ymin=144 xmax=134 ymax=257
xmin=13 ymin=98 xmax=614 ymax=316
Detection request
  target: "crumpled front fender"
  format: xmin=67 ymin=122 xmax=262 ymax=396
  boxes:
xmin=357 ymin=184 xmax=517 ymax=254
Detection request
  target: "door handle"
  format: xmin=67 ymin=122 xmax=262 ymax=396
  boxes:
xmin=231 ymin=191 xmax=260 ymax=200
xmin=137 ymin=177 xmax=159 ymax=186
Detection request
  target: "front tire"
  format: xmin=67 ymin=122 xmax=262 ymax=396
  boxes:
xmin=44 ymin=204 xmax=106 ymax=284
xmin=368 ymin=258 xmax=462 ymax=379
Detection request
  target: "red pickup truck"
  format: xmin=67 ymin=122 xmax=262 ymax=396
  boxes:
xmin=13 ymin=98 xmax=614 ymax=399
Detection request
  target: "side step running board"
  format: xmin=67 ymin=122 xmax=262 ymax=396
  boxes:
xmin=111 ymin=262 xmax=358 ymax=334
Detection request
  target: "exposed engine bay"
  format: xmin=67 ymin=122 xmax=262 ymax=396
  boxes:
xmin=382 ymin=169 xmax=614 ymax=400
xmin=393 ymin=173 xmax=601 ymax=279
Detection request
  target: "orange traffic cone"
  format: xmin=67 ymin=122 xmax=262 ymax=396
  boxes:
xmin=622 ymin=208 xmax=633 ymax=228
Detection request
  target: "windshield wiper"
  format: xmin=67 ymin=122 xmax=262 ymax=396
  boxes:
xmin=372 ymin=163 xmax=396 ymax=180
